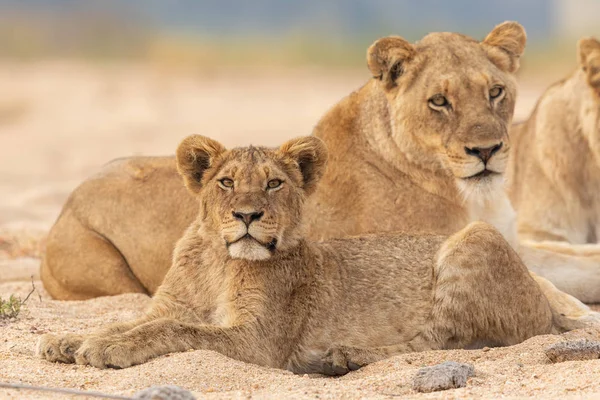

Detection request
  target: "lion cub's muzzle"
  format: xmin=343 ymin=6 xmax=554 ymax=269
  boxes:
xmin=224 ymin=209 xmax=278 ymax=261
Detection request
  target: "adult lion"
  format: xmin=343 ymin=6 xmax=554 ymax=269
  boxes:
xmin=508 ymin=37 xmax=600 ymax=246
xmin=40 ymin=22 xmax=599 ymax=318
xmin=38 ymin=135 xmax=574 ymax=373
xmin=506 ymin=37 xmax=600 ymax=299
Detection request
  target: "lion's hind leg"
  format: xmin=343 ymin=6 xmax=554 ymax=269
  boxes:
xmin=424 ymin=221 xmax=555 ymax=349
xmin=41 ymin=208 xmax=148 ymax=300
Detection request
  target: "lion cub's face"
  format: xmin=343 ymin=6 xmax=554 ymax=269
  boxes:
xmin=367 ymin=22 xmax=526 ymax=196
xmin=176 ymin=135 xmax=327 ymax=261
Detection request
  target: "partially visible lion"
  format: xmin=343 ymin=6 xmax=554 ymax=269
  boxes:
xmin=507 ymin=37 xmax=600 ymax=299
xmin=40 ymin=22 xmax=599 ymax=319
xmin=38 ymin=135 xmax=575 ymax=374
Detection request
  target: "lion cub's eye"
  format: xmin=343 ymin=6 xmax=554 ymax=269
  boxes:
xmin=218 ymin=178 xmax=234 ymax=189
xmin=267 ymin=179 xmax=283 ymax=190
xmin=428 ymin=95 xmax=449 ymax=108
xmin=489 ymin=86 xmax=504 ymax=99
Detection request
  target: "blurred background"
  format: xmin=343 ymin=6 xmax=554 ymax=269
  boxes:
xmin=0 ymin=0 xmax=599 ymax=233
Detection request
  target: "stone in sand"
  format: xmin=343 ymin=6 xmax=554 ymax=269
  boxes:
xmin=412 ymin=361 xmax=475 ymax=393
xmin=545 ymin=340 xmax=600 ymax=363
xmin=133 ymin=385 xmax=196 ymax=400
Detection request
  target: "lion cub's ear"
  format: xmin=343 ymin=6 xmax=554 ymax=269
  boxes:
xmin=578 ymin=37 xmax=600 ymax=92
xmin=176 ymin=135 xmax=227 ymax=193
xmin=367 ymin=36 xmax=416 ymax=90
xmin=278 ymin=136 xmax=328 ymax=195
xmin=481 ymin=21 xmax=527 ymax=73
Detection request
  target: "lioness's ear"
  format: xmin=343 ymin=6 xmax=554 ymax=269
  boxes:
xmin=176 ymin=135 xmax=227 ymax=193
xmin=481 ymin=21 xmax=527 ymax=73
xmin=578 ymin=37 xmax=600 ymax=92
xmin=278 ymin=136 xmax=328 ymax=195
xmin=367 ymin=36 xmax=416 ymax=90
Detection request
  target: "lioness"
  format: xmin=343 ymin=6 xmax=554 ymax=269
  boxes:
xmin=507 ymin=37 xmax=600 ymax=264
xmin=38 ymin=135 xmax=571 ymax=374
xmin=40 ymin=22 xmax=599 ymax=316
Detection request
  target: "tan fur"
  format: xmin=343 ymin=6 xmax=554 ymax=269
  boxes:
xmin=506 ymin=37 xmax=600 ymax=302
xmin=38 ymin=136 xmax=573 ymax=374
xmin=40 ymin=23 xmax=598 ymax=321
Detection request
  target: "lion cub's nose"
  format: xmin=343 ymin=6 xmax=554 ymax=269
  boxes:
xmin=232 ymin=211 xmax=264 ymax=226
xmin=464 ymin=142 xmax=503 ymax=164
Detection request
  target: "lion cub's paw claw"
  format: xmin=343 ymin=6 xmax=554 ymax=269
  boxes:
xmin=347 ymin=361 xmax=361 ymax=371
xmin=320 ymin=346 xmax=365 ymax=376
xmin=37 ymin=334 xmax=84 ymax=364
xmin=75 ymin=338 xmax=135 ymax=369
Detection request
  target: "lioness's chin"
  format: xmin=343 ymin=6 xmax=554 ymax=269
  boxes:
xmin=228 ymin=240 xmax=272 ymax=261
xmin=456 ymin=172 xmax=504 ymax=202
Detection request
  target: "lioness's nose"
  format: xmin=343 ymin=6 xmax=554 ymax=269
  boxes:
xmin=232 ymin=211 xmax=264 ymax=226
xmin=464 ymin=142 xmax=503 ymax=164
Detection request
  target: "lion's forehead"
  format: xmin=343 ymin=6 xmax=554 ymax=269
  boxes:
xmin=409 ymin=49 xmax=514 ymax=101
xmin=417 ymin=33 xmax=481 ymax=59
xmin=413 ymin=34 xmax=505 ymax=84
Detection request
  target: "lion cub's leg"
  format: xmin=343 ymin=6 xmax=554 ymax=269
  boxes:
xmin=41 ymin=208 xmax=148 ymax=300
xmin=318 ymin=223 xmax=559 ymax=375
xmin=424 ymin=222 xmax=555 ymax=349
xmin=73 ymin=318 xmax=253 ymax=369
xmin=38 ymin=317 xmax=151 ymax=364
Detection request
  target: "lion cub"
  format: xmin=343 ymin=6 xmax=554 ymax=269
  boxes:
xmin=38 ymin=135 xmax=568 ymax=374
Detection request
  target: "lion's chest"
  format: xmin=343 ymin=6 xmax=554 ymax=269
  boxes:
xmin=464 ymin=190 xmax=517 ymax=247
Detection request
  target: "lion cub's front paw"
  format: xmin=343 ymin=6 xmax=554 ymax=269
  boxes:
xmin=37 ymin=333 xmax=84 ymax=364
xmin=320 ymin=346 xmax=366 ymax=376
xmin=75 ymin=336 xmax=137 ymax=369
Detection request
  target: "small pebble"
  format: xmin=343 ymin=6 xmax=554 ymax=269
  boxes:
xmin=412 ymin=361 xmax=475 ymax=393
xmin=133 ymin=385 xmax=196 ymax=400
xmin=545 ymin=340 xmax=600 ymax=363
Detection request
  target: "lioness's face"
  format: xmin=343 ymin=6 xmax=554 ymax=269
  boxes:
xmin=578 ymin=37 xmax=600 ymax=159
xmin=579 ymin=36 xmax=600 ymax=100
xmin=176 ymin=136 xmax=327 ymax=261
xmin=367 ymin=22 xmax=525 ymax=191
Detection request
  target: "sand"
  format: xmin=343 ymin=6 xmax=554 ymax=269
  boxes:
xmin=3 ymin=62 xmax=599 ymax=399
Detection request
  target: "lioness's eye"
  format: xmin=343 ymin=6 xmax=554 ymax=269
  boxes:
xmin=219 ymin=178 xmax=234 ymax=188
xmin=267 ymin=179 xmax=283 ymax=189
xmin=490 ymin=86 xmax=504 ymax=99
xmin=428 ymin=95 xmax=449 ymax=108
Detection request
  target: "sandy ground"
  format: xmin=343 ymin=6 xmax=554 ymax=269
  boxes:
xmin=2 ymin=62 xmax=597 ymax=399
xmin=3 ymin=279 xmax=600 ymax=400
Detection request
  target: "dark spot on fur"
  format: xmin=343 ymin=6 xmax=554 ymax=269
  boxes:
xmin=267 ymin=239 xmax=278 ymax=252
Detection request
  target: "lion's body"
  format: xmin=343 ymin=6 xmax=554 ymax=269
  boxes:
xmin=40 ymin=24 xmax=600 ymax=312
xmin=38 ymin=137 xmax=561 ymax=373
xmin=508 ymin=71 xmax=600 ymax=245
xmin=505 ymin=38 xmax=600 ymax=302
xmin=41 ymin=156 xmax=197 ymax=298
